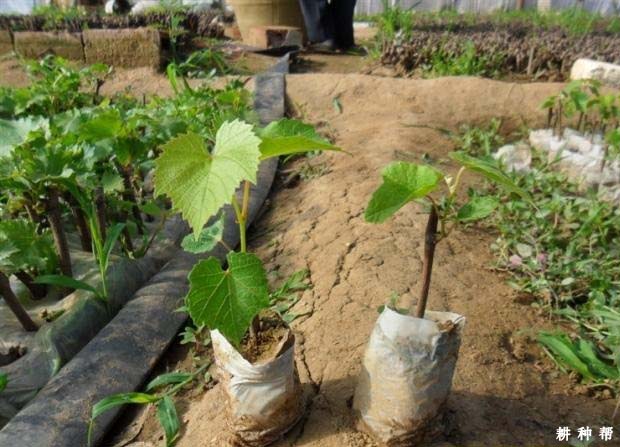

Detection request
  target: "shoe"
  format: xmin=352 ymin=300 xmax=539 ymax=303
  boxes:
xmin=308 ymin=39 xmax=336 ymax=53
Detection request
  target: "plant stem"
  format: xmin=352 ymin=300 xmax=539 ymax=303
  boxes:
xmin=65 ymin=193 xmax=92 ymax=252
xmin=415 ymin=206 xmax=439 ymax=319
xmin=241 ymin=181 xmax=251 ymax=220
xmin=231 ymin=196 xmax=246 ymax=253
xmin=15 ymin=271 xmax=47 ymax=300
xmin=0 ymin=271 xmax=38 ymax=331
xmin=95 ymin=187 xmax=107 ymax=241
xmin=116 ymin=163 xmax=144 ymax=235
xmin=46 ymin=187 xmax=73 ymax=279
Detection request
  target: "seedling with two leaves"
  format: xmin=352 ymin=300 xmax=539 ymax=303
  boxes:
xmin=365 ymin=152 xmax=531 ymax=317
xmin=154 ymin=118 xmax=340 ymax=346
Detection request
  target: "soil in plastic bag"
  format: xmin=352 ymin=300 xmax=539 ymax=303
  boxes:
xmin=353 ymin=307 xmax=465 ymax=446
xmin=211 ymin=313 xmax=304 ymax=447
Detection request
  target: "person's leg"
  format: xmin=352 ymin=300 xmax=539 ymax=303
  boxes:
xmin=332 ymin=0 xmax=357 ymax=50
xmin=298 ymin=0 xmax=335 ymax=44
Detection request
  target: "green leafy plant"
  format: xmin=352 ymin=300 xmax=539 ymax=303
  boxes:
xmin=542 ymin=79 xmax=620 ymax=173
xmin=269 ymin=269 xmax=312 ymax=324
xmin=423 ymin=41 xmax=505 ymax=78
xmin=88 ymin=361 xmax=210 ymax=447
xmin=0 ymin=219 xmax=57 ymax=331
xmin=0 ymin=55 xmax=254 ymax=332
xmin=365 ymin=153 xmax=529 ymax=316
xmin=471 ymin=150 xmax=620 ymax=388
xmin=176 ymin=48 xmax=231 ymax=78
xmin=0 ymin=56 xmax=109 ymax=119
xmin=455 ymin=118 xmax=503 ymax=157
xmin=154 ymin=119 xmax=340 ymax=346
xmin=31 ymin=5 xmax=88 ymax=31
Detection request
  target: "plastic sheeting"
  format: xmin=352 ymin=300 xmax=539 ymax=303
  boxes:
xmin=354 ymin=307 xmax=465 ymax=445
xmin=355 ymin=0 xmax=619 ymax=16
xmin=0 ymin=0 xmax=49 ymax=15
xmin=211 ymin=329 xmax=304 ymax=446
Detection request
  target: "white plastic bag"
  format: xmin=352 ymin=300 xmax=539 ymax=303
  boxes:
xmin=353 ymin=307 xmax=465 ymax=446
xmin=211 ymin=328 xmax=303 ymax=446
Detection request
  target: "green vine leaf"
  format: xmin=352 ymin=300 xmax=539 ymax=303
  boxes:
xmin=0 ymin=219 xmax=57 ymax=274
xmin=449 ymin=152 xmax=532 ymax=203
xmin=0 ymin=117 xmax=45 ymax=156
xmin=457 ymin=196 xmax=499 ymax=222
xmin=365 ymin=161 xmax=443 ymax=223
xmin=154 ymin=120 xmax=261 ymax=237
xmin=257 ymin=119 xmax=341 ymax=160
xmin=186 ymin=252 xmax=270 ymax=345
xmin=181 ymin=213 xmax=225 ymax=254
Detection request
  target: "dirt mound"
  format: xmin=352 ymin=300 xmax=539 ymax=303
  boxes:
xmin=110 ymin=75 xmax=614 ymax=447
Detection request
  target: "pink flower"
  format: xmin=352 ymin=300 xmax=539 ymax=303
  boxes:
xmin=537 ymin=253 xmax=547 ymax=266
xmin=509 ymin=254 xmax=522 ymax=267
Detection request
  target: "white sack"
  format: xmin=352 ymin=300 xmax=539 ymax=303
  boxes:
xmin=211 ymin=329 xmax=303 ymax=447
xmin=353 ymin=307 xmax=465 ymax=446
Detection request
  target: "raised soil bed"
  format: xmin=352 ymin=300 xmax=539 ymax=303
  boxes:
xmin=382 ymin=22 xmax=620 ymax=80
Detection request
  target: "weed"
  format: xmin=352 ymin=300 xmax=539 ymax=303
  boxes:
xmin=176 ymin=48 xmax=231 ymax=78
xmin=423 ymin=41 xmax=505 ymax=78
xmin=458 ymin=127 xmax=620 ymax=388
xmin=455 ymin=118 xmax=504 ymax=157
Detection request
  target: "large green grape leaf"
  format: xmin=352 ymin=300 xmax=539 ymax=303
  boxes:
xmin=257 ymin=119 xmax=341 ymax=160
xmin=449 ymin=152 xmax=532 ymax=203
xmin=0 ymin=219 xmax=57 ymax=273
xmin=365 ymin=161 xmax=443 ymax=223
xmin=77 ymin=108 xmax=122 ymax=142
xmin=154 ymin=120 xmax=261 ymax=237
xmin=186 ymin=252 xmax=270 ymax=345
xmin=0 ymin=117 xmax=46 ymax=156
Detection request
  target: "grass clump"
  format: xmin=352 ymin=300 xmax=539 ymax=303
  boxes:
xmin=422 ymin=40 xmax=505 ymax=78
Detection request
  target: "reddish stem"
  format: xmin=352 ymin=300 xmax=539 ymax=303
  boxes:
xmin=0 ymin=271 xmax=38 ymax=332
xmin=415 ymin=206 xmax=439 ymax=319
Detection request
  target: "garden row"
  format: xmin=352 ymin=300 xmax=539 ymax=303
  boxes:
xmin=0 ymin=9 xmax=222 ymax=36
xmin=0 ymin=7 xmax=224 ymax=69
xmin=0 ymin=52 xmax=347 ymax=437
xmin=377 ymin=11 xmax=620 ymax=80
xmin=0 ymin=54 xmax=253 ymax=335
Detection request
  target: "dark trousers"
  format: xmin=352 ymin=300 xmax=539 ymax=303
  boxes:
xmin=298 ymin=0 xmax=357 ymax=49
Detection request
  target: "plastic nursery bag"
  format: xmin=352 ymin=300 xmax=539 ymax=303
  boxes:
xmin=353 ymin=307 xmax=465 ymax=446
xmin=211 ymin=329 xmax=304 ymax=447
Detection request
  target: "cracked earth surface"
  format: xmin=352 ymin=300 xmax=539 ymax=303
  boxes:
xmin=123 ymin=75 xmax=616 ymax=447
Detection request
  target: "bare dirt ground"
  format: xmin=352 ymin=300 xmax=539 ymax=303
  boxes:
xmin=103 ymin=75 xmax=616 ymax=447
xmin=2 ymin=50 xmax=616 ymax=446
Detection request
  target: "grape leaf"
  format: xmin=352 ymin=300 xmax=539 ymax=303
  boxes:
xmin=257 ymin=119 xmax=341 ymax=160
xmin=101 ymin=171 xmax=124 ymax=194
xmin=154 ymin=120 xmax=261 ymax=237
xmin=449 ymin=152 xmax=532 ymax=203
xmin=181 ymin=213 xmax=225 ymax=254
xmin=186 ymin=252 xmax=270 ymax=345
xmin=457 ymin=196 xmax=499 ymax=222
xmin=365 ymin=161 xmax=443 ymax=223
xmin=78 ymin=108 xmax=122 ymax=142
xmin=0 ymin=117 xmax=45 ymax=156
xmin=0 ymin=219 xmax=57 ymax=274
